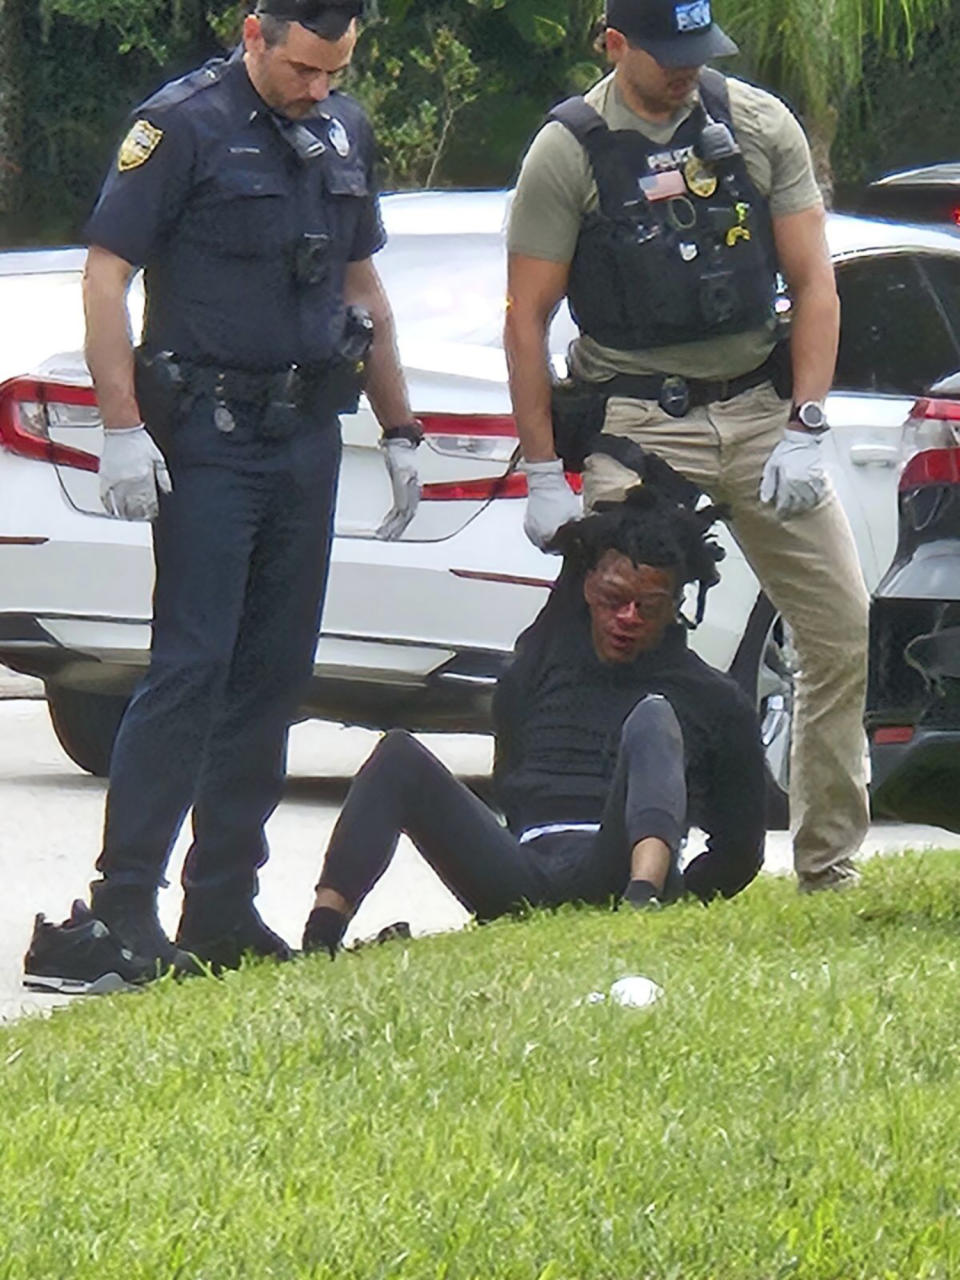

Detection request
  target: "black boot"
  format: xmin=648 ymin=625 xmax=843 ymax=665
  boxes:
xmin=621 ymin=879 xmax=662 ymax=909
xmin=176 ymin=900 xmax=292 ymax=972
xmin=301 ymin=906 xmax=349 ymax=958
xmin=90 ymin=884 xmax=199 ymax=976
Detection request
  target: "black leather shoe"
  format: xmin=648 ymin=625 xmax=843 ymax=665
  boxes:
xmin=90 ymin=885 xmax=199 ymax=976
xmin=177 ymin=903 xmax=292 ymax=972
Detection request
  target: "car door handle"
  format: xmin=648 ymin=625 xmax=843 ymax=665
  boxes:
xmin=849 ymin=443 xmax=901 ymax=467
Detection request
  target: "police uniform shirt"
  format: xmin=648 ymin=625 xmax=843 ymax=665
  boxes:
xmin=508 ymin=71 xmax=821 ymax=382
xmin=85 ymin=49 xmax=386 ymax=371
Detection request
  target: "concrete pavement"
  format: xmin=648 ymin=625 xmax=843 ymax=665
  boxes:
xmin=0 ymin=668 xmax=43 ymax=699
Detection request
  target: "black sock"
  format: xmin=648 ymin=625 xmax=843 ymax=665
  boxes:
xmin=302 ymin=906 xmax=348 ymax=958
xmin=622 ymin=879 xmax=661 ymax=908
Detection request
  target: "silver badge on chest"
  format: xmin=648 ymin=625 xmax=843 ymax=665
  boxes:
xmin=213 ymin=403 xmax=236 ymax=434
xmin=327 ymin=117 xmax=350 ymax=158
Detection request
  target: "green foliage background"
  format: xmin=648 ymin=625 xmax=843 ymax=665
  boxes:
xmin=2 ymin=0 xmax=957 ymax=244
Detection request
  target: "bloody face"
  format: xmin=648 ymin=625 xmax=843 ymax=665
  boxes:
xmin=583 ymin=551 xmax=678 ymax=663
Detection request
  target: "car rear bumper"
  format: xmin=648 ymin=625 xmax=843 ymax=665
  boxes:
xmin=0 ymin=608 xmax=510 ymax=729
xmin=870 ymin=728 xmax=960 ymax=833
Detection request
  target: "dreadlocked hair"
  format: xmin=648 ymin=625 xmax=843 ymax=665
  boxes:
xmin=545 ymin=483 xmax=729 ymax=627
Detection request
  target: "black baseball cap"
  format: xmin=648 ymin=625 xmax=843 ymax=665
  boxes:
xmin=255 ymin=0 xmax=363 ymax=40
xmin=605 ymin=0 xmax=738 ymax=66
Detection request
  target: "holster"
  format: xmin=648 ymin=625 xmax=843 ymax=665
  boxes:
xmin=320 ymin=304 xmax=375 ymax=416
xmin=550 ymin=377 xmax=609 ymax=473
xmin=767 ymin=337 xmax=793 ymax=400
xmin=133 ymin=347 xmax=185 ymax=452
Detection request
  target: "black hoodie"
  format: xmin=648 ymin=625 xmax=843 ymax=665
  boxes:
xmin=491 ymin=596 xmax=766 ymax=901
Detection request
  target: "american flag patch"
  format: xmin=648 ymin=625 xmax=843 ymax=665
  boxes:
xmin=638 ymin=170 xmax=686 ymax=201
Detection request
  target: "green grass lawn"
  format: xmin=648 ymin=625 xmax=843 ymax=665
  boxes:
xmin=4 ymin=851 xmax=960 ymax=1280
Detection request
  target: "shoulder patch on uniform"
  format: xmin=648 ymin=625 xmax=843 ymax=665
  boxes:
xmin=118 ymin=119 xmax=164 ymax=171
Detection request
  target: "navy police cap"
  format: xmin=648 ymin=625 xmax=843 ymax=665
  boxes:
xmin=255 ymin=0 xmax=364 ymax=40
xmin=605 ymin=0 xmax=738 ymax=66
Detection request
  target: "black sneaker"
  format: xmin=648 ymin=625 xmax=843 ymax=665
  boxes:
xmin=23 ymin=900 xmax=156 ymax=995
xmin=176 ymin=902 xmax=292 ymax=972
xmin=348 ymin=920 xmax=412 ymax=953
xmin=90 ymin=884 xmax=199 ymax=977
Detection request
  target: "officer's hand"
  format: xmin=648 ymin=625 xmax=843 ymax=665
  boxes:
xmin=758 ymin=429 xmax=828 ymax=518
xmin=376 ymin=438 xmax=421 ymax=540
xmin=99 ymin=425 xmax=172 ymax=522
xmin=522 ymin=458 xmax=581 ymax=550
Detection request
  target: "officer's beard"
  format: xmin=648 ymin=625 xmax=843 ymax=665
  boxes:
xmin=621 ymin=68 xmax=699 ymax=120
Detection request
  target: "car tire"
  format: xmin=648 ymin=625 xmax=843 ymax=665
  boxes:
xmin=46 ymin=685 xmax=129 ymax=777
xmin=728 ymin=594 xmax=792 ymax=831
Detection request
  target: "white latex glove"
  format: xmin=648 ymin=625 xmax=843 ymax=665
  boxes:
xmin=376 ymin=438 xmax=421 ymax=540
xmin=758 ymin=428 xmax=828 ymax=518
xmin=522 ymin=457 xmax=580 ymax=550
xmin=99 ymin=425 xmax=172 ymax=521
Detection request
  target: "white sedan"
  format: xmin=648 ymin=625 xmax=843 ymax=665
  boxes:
xmin=2 ymin=191 xmax=960 ymax=826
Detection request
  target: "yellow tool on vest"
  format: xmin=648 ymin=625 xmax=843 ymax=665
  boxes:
xmin=725 ymin=202 xmax=752 ymax=247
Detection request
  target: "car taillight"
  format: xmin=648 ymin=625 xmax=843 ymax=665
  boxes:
xmin=418 ymin=410 xmax=583 ymax=500
xmin=421 ymin=472 xmax=584 ymax=501
xmin=910 ymin=396 xmax=960 ymax=424
xmin=872 ymin=726 xmax=915 ymax=745
xmin=900 ymin=447 xmax=960 ymax=490
xmin=0 ymin=377 xmax=100 ymax=472
xmin=420 ymin=412 xmax=518 ymax=464
xmin=420 ymin=413 xmax=517 ymax=438
xmin=953 ymin=206 xmax=960 ymax=229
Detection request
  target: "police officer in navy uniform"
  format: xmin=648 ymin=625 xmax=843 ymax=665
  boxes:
xmin=79 ymin=0 xmax=423 ymax=974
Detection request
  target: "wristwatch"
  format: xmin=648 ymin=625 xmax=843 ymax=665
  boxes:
xmin=382 ymin=421 xmax=424 ymax=446
xmin=789 ymin=400 xmax=828 ymax=434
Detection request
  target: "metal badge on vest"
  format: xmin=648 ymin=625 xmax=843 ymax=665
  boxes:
xmin=549 ymin=68 xmax=781 ymax=352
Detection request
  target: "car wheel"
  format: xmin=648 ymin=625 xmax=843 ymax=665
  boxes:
xmin=729 ymin=594 xmax=793 ymax=830
xmin=46 ymin=685 xmax=129 ymax=777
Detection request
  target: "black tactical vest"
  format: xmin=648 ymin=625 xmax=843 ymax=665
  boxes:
xmin=550 ymin=69 xmax=780 ymax=351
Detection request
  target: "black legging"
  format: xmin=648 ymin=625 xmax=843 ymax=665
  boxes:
xmin=316 ymin=695 xmax=688 ymax=920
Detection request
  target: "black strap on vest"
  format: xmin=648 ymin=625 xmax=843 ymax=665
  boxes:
xmin=548 ymin=97 xmax=628 ymax=216
xmin=696 ymin=66 xmax=733 ymax=128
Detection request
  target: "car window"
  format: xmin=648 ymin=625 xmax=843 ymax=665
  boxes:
xmin=834 ymin=254 xmax=960 ymax=395
xmin=375 ymin=232 xmax=576 ymax=354
xmin=921 ymin=253 xmax=960 ymax=349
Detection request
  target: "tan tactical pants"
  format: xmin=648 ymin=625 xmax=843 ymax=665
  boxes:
xmin=583 ymin=381 xmax=870 ymax=880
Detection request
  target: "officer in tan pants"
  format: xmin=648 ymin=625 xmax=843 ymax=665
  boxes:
xmin=503 ymin=0 xmax=868 ymax=891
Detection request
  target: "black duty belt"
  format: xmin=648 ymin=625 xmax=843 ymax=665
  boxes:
xmin=601 ymin=346 xmax=783 ymax=419
xmin=179 ymin=359 xmax=328 ymax=405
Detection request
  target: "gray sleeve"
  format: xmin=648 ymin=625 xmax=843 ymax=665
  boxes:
xmin=767 ymin=100 xmax=822 ymax=217
xmin=730 ymin=79 xmax=822 ymax=217
xmin=506 ymin=121 xmax=593 ymax=263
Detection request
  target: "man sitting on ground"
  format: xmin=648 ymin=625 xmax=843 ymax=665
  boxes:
xmin=302 ymin=486 xmax=767 ymax=956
